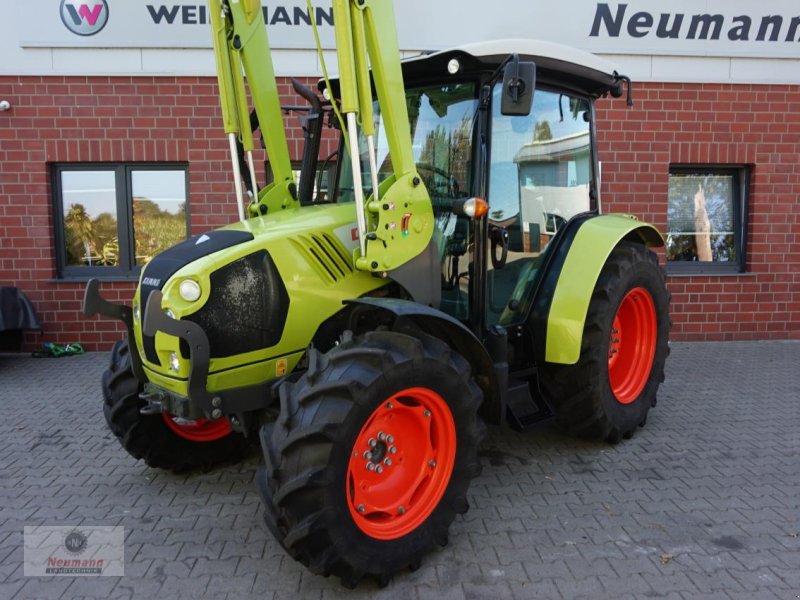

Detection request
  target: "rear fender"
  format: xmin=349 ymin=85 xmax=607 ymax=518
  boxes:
xmin=539 ymin=214 xmax=664 ymax=365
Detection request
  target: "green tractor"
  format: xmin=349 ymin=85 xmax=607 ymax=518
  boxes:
xmin=85 ymin=0 xmax=669 ymax=587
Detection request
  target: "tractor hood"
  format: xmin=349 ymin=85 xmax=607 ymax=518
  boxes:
xmin=132 ymin=203 xmax=384 ymax=394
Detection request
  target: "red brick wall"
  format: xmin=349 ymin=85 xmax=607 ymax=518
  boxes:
xmin=596 ymin=83 xmax=800 ymax=341
xmin=1 ymin=76 xmax=798 ymax=351
xmin=0 ymin=75 xmax=335 ymax=351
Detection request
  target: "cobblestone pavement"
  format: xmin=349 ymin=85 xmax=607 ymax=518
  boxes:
xmin=1 ymin=341 xmax=798 ymax=600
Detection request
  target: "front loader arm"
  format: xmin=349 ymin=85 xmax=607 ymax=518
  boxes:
xmin=332 ymin=0 xmax=434 ymax=273
xmin=209 ymin=0 xmax=297 ymax=217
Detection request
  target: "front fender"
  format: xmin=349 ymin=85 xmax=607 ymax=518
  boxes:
xmin=545 ymin=214 xmax=664 ymax=365
xmin=343 ymin=297 xmax=502 ymax=423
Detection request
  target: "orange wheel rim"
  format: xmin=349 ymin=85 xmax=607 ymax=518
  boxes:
xmin=346 ymin=387 xmax=456 ymax=540
xmin=161 ymin=413 xmax=232 ymax=442
xmin=607 ymin=287 xmax=657 ymax=404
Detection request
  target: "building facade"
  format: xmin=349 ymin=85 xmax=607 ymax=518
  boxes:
xmin=1 ymin=1 xmax=798 ymax=350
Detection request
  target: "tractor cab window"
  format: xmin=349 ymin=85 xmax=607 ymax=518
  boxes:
xmin=336 ymin=83 xmax=479 ymax=319
xmin=487 ymin=86 xmax=592 ymax=326
xmin=336 ymin=83 xmax=477 ymax=209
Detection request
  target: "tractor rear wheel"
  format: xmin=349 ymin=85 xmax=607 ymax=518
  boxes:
xmin=539 ymin=242 xmax=670 ymax=442
xmin=102 ymin=339 xmax=250 ymax=471
xmin=256 ymin=331 xmax=485 ymax=587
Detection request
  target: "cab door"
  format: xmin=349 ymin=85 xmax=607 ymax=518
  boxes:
xmin=486 ymin=85 xmax=594 ymax=326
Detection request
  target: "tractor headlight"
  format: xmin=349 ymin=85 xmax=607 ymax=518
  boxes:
xmin=179 ymin=279 xmax=202 ymax=302
xmin=169 ymin=351 xmax=180 ymax=373
xmin=447 ymin=58 xmax=460 ymax=74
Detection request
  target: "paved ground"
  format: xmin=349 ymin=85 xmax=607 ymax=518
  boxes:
xmin=0 ymin=341 xmax=798 ymax=600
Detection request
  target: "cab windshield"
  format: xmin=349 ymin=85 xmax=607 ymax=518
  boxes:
xmin=336 ymin=82 xmax=478 ymax=219
xmin=336 ymin=82 xmax=479 ymax=318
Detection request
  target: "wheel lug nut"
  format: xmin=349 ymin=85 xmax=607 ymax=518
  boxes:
xmin=357 ymin=504 xmax=366 ymax=513
xmin=386 ymin=435 xmax=394 ymax=444
xmin=369 ymin=438 xmax=376 ymax=448
xmin=424 ymin=410 xmax=431 ymax=417
xmin=389 ymin=446 xmax=397 ymax=454
xmin=429 ymin=460 xmax=436 ymax=468
xmin=378 ymin=431 xmax=386 ymax=441
xmin=384 ymin=458 xmax=392 ymax=466
xmin=366 ymin=463 xmax=375 ymax=471
xmin=375 ymin=465 xmax=383 ymax=474
xmin=364 ymin=451 xmax=373 ymax=460
xmin=398 ymin=505 xmax=405 ymax=514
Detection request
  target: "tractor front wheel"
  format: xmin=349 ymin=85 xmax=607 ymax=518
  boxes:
xmin=256 ymin=331 xmax=485 ymax=587
xmin=539 ymin=242 xmax=670 ymax=442
xmin=102 ymin=339 xmax=250 ymax=471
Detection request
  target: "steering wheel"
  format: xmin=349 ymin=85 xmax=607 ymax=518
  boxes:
xmin=416 ymin=162 xmax=460 ymax=199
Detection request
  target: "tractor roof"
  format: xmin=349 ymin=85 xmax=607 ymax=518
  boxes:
xmin=402 ymin=39 xmax=624 ymax=99
xmin=320 ymin=39 xmax=625 ymax=101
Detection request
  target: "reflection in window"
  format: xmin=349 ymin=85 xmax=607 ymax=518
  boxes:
xmin=667 ymin=167 xmax=747 ymax=272
xmin=337 ymin=83 xmax=477 ymax=214
xmin=490 ymin=88 xmax=591 ymax=253
xmin=61 ymin=171 xmax=118 ymax=267
xmin=405 ymin=84 xmax=476 ymax=212
xmin=53 ymin=164 xmax=189 ymax=278
xmin=487 ymin=87 xmax=592 ymax=326
xmin=335 ymin=84 xmax=479 ymax=321
xmin=132 ymin=170 xmax=187 ymax=266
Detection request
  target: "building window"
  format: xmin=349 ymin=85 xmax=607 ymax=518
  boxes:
xmin=53 ymin=164 xmax=189 ymax=278
xmin=666 ymin=165 xmax=748 ymax=273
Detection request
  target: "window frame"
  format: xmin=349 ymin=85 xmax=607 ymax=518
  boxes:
xmin=666 ymin=164 xmax=749 ymax=275
xmin=52 ymin=163 xmax=190 ymax=280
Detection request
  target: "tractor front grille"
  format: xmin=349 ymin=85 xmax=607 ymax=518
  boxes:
xmin=138 ymin=229 xmax=255 ymax=366
xmin=182 ymin=250 xmax=289 ymax=359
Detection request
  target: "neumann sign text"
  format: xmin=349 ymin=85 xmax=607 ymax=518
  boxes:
xmin=590 ymin=3 xmax=800 ymax=43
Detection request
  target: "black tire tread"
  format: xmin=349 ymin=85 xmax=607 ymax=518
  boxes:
xmin=257 ymin=330 xmax=486 ymax=587
xmin=101 ymin=338 xmax=250 ymax=472
xmin=539 ymin=242 xmax=671 ymax=443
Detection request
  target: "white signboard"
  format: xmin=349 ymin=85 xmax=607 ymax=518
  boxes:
xmin=17 ymin=0 xmax=800 ymax=59
xmin=20 ymin=1 xmax=336 ymax=49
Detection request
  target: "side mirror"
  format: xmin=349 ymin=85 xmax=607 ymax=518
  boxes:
xmin=500 ymin=57 xmax=535 ymax=117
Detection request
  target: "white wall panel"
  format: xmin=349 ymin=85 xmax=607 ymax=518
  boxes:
xmin=651 ymin=55 xmax=732 ymax=83
xmin=2 ymin=1 xmax=799 ymax=84
xmin=730 ymin=57 xmax=800 ymax=84
xmin=141 ymin=49 xmax=215 ymax=75
xmin=51 ymin=48 xmax=143 ymax=74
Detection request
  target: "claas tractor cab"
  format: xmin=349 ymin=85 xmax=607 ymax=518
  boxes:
xmin=84 ymin=0 xmax=669 ymax=587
